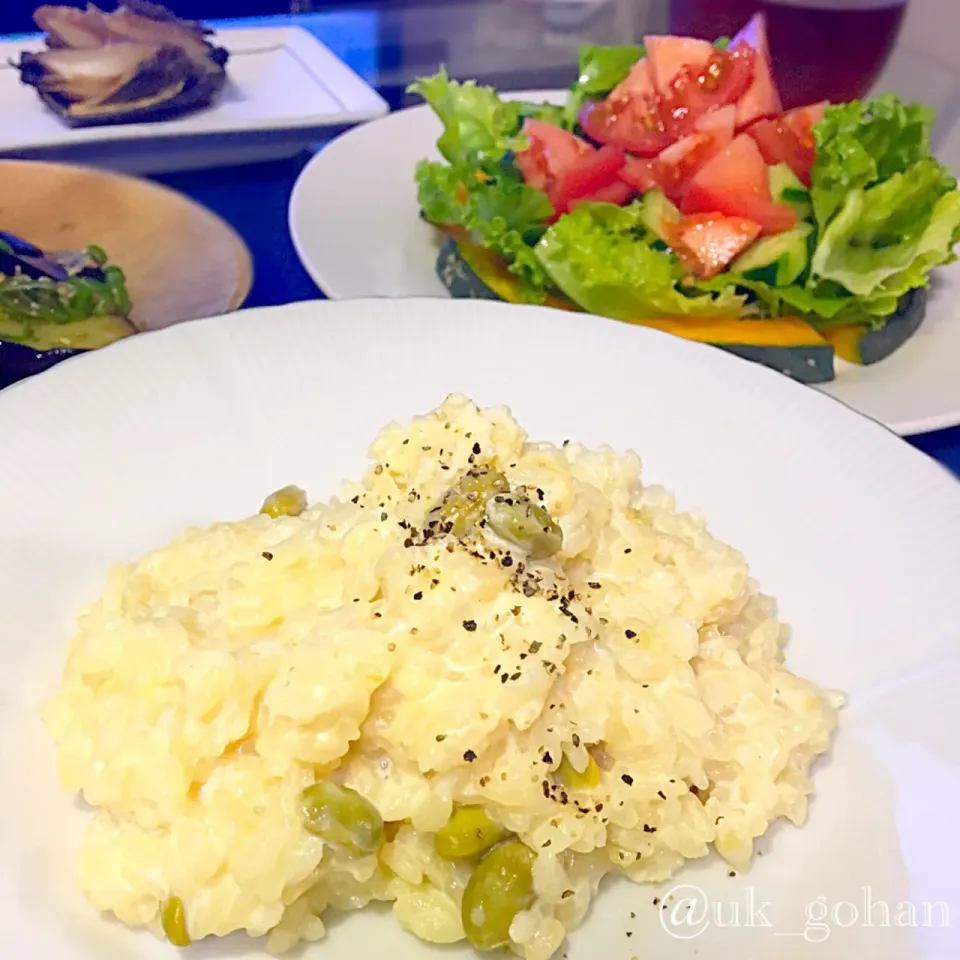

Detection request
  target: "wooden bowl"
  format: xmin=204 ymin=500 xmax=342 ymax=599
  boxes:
xmin=0 ymin=158 xmax=252 ymax=335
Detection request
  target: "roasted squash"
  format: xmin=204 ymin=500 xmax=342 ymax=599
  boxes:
xmin=435 ymin=237 xmax=837 ymax=382
xmin=823 ymin=287 xmax=927 ymax=366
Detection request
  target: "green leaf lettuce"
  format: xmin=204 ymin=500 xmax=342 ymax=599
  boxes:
xmin=535 ymin=202 xmax=746 ymax=320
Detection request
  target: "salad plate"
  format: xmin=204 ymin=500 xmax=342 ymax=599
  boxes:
xmin=0 ymin=297 xmax=959 ymax=960
xmin=290 ymin=22 xmax=960 ymax=437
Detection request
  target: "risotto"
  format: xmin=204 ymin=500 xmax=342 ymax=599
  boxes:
xmin=43 ymin=394 xmax=840 ymax=958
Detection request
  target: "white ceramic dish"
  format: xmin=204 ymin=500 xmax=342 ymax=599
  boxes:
xmin=289 ymin=91 xmax=960 ymax=437
xmin=0 ymin=297 xmax=958 ymax=960
xmin=0 ymin=25 xmax=388 ymax=174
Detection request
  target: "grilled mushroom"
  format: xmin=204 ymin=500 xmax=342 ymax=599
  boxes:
xmin=15 ymin=1 xmax=228 ymax=126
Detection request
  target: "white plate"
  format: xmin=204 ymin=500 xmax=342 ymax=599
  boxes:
xmin=0 ymin=26 xmax=388 ymax=174
xmin=0 ymin=297 xmax=958 ymax=960
xmin=289 ymin=91 xmax=960 ymax=437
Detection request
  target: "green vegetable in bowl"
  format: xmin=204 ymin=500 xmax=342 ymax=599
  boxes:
xmin=435 ymin=806 xmax=507 ymax=860
xmin=485 ymin=492 xmax=563 ymax=560
xmin=161 ymin=896 xmax=191 ymax=947
xmin=0 ymin=231 xmax=134 ymax=351
xmin=462 ymin=840 xmax=535 ymax=950
xmin=427 ymin=466 xmax=510 ymax=538
xmin=300 ymin=781 xmax=383 ymax=856
xmin=260 ymin=485 xmax=307 ymax=518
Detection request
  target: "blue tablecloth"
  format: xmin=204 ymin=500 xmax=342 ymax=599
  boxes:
xmin=6 ymin=10 xmax=960 ymax=478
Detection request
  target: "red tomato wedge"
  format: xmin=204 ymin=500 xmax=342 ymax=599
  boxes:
xmin=644 ymin=35 xmax=716 ymax=98
xmin=658 ymin=44 xmax=756 ymax=139
xmin=580 ymin=98 xmax=673 ymax=157
xmin=621 ymin=109 xmax=734 ymax=203
xmin=747 ymin=102 xmax=827 ymax=186
xmin=609 ymin=56 xmax=658 ymax=104
xmin=550 ymin=145 xmax=627 ymax=214
xmin=682 ymin=134 xmax=798 ymax=234
xmin=666 ymin=214 xmax=762 ymax=279
xmin=514 ymin=119 xmax=593 ymax=193
xmin=730 ymin=13 xmax=782 ymax=128
xmin=695 ymin=104 xmax=737 ymax=136
xmin=568 ymin=179 xmax=634 ymax=210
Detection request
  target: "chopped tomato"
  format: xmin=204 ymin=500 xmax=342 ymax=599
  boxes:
xmin=622 ymin=117 xmax=733 ymax=203
xmin=645 ymin=35 xmax=717 ymax=98
xmin=579 ymin=98 xmax=673 ymax=157
xmin=550 ymin=145 xmax=627 ymax=214
xmin=682 ymin=134 xmax=797 ymax=234
xmin=609 ymin=56 xmax=658 ymax=104
xmin=588 ymin=40 xmax=753 ymax=151
xmin=666 ymin=214 xmax=762 ymax=279
xmin=568 ymin=180 xmax=634 ymax=210
xmin=746 ymin=102 xmax=826 ymax=186
xmin=621 ymin=157 xmax=662 ymax=195
xmin=784 ymin=101 xmax=828 ymax=131
xmin=514 ymin=119 xmax=593 ymax=192
xmin=695 ymin=104 xmax=737 ymax=137
xmin=746 ymin=118 xmax=809 ymax=185
xmin=657 ymin=44 xmax=756 ymax=139
xmin=730 ymin=14 xmax=782 ymax=128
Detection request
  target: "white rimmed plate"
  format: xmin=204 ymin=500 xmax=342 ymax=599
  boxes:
xmin=288 ymin=91 xmax=960 ymax=436
xmin=0 ymin=297 xmax=958 ymax=959
xmin=0 ymin=25 xmax=388 ymax=174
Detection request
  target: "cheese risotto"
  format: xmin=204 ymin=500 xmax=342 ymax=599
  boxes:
xmin=43 ymin=395 xmax=840 ymax=958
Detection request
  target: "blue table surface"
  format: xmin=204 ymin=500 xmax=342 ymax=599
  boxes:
xmin=4 ymin=10 xmax=960 ymax=478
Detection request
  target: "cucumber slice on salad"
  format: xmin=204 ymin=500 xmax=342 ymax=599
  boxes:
xmin=731 ymin=222 xmax=813 ymax=286
xmin=638 ymin=189 xmax=680 ymax=243
xmin=768 ymin=163 xmax=813 ymax=221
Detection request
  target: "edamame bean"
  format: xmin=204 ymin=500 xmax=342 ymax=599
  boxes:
xmin=435 ymin=806 xmax=507 ymax=860
xmin=461 ymin=840 xmax=535 ymax=950
xmin=161 ymin=896 xmax=191 ymax=947
xmin=260 ymin=485 xmax=307 ymax=518
xmin=557 ymin=754 xmax=601 ymax=789
xmin=485 ymin=494 xmax=562 ymax=559
xmin=300 ymin=781 xmax=383 ymax=856
xmin=428 ymin=468 xmax=509 ymax=538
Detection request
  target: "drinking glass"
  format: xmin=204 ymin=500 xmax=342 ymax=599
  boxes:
xmin=668 ymin=0 xmax=909 ymax=108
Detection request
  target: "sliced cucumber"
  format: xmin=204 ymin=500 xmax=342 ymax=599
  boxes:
xmin=639 ymin=189 xmax=680 ymax=243
xmin=768 ymin=163 xmax=813 ymax=221
xmin=731 ymin=222 xmax=814 ymax=286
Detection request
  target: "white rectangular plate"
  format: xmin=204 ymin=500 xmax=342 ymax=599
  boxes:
xmin=0 ymin=25 xmax=389 ymax=174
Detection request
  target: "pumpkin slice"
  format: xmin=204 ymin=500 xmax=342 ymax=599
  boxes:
xmin=434 ymin=236 xmax=836 ymax=383
xmin=823 ymin=288 xmax=927 ymax=366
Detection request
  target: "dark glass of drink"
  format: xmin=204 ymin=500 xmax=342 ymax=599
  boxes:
xmin=668 ymin=0 xmax=909 ymax=108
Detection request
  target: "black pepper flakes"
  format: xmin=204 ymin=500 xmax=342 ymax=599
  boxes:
xmin=622 ymin=774 xmax=634 ymax=786
xmin=657 ymin=790 xmax=667 ymax=800
xmin=502 ymin=556 xmax=514 ymax=568
xmin=588 ymin=581 xmax=601 ymax=589
xmin=625 ymin=629 xmax=637 ymax=639
xmin=261 ymin=551 xmax=274 ymax=561
xmin=462 ymin=620 xmax=477 ymax=632
xmin=463 ymin=750 xmax=477 ymax=763
xmin=472 ymin=442 xmax=481 ymax=455
xmin=624 ymin=548 xmax=632 ymax=554
xmin=436 ymin=734 xmax=447 ymax=742
xmin=380 ymin=512 xmax=388 ymax=522
xmin=571 ymin=733 xmax=581 ymax=747
xmin=413 ymin=591 xmax=423 ymax=600
xmin=643 ymin=824 xmax=657 ymax=834
xmin=500 ymin=674 xmax=509 ymax=684
xmin=542 ymin=751 xmax=554 ymax=764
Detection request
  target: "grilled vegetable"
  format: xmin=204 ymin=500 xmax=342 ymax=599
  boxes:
xmin=16 ymin=1 xmax=229 ymax=127
xmin=0 ymin=231 xmax=134 ymax=351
